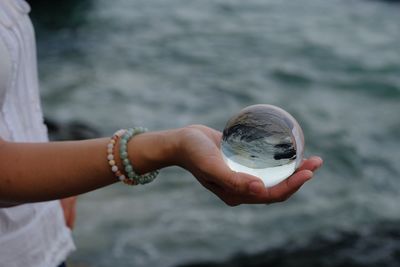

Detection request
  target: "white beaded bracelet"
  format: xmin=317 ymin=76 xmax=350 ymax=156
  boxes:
xmin=107 ymin=129 xmax=137 ymax=185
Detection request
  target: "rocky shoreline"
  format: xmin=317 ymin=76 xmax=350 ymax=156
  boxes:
xmin=177 ymin=220 xmax=400 ymax=267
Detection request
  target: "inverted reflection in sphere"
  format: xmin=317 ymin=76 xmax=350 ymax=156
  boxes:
xmin=221 ymin=104 xmax=304 ymax=187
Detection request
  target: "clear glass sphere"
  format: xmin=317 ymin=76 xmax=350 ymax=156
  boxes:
xmin=221 ymin=104 xmax=304 ymax=187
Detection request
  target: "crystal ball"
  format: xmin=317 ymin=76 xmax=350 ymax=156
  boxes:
xmin=221 ymin=104 xmax=304 ymax=187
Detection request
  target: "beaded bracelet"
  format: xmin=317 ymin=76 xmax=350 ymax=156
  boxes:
xmin=107 ymin=129 xmax=137 ymax=185
xmin=119 ymin=127 xmax=159 ymax=185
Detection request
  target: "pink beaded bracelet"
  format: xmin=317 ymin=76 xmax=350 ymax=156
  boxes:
xmin=107 ymin=129 xmax=137 ymax=185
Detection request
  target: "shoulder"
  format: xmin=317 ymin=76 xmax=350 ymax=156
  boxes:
xmin=0 ymin=0 xmax=31 ymax=28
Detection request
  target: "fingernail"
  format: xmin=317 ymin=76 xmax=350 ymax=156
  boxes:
xmin=312 ymin=157 xmax=323 ymax=171
xmin=249 ymin=181 xmax=264 ymax=195
xmin=305 ymin=170 xmax=314 ymax=180
xmin=317 ymin=157 xmax=323 ymax=166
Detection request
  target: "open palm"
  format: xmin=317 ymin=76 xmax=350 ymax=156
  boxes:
xmin=177 ymin=125 xmax=323 ymax=206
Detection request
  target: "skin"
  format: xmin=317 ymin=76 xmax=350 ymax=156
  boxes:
xmin=60 ymin=196 xmax=77 ymax=229
xmin=0 ymin=124 xmax=322 ymax=210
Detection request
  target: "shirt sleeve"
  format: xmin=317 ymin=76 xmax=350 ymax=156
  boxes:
xmin=0 ymin=34 xmax=11 ymax=110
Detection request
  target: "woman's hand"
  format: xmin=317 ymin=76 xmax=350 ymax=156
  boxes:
xmin=176 ymin=125 xmax=323 ymax=206
xmin=60 ymin=196 xmax=77 ymax=229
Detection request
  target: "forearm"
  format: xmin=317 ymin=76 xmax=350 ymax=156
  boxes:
xmin=0 ymin=129 xmax=179 ymax=203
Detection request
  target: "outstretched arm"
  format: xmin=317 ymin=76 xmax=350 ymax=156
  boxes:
xmin=0 ymin=129 xmax=177 ymax=203
xmin=0 ymin=125 xmax=322 ymax=206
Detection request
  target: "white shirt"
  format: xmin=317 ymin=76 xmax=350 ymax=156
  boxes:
xmin=0 ymin=1 xmax=76 ymax=266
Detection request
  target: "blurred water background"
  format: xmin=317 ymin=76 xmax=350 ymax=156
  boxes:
xmin=29 ymin=0 xmax=400 ymax=266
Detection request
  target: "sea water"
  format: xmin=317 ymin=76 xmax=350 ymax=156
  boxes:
xmin=35 ymin=0 xmax=400 ymax=266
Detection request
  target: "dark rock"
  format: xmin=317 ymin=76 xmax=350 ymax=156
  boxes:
xmin=44 ymin=117 xmax=101 ymax=141
xmin=26 ymin=0 xmax=92 ymax=30
xmin=177 ymin=221 xmax=400 ymax=267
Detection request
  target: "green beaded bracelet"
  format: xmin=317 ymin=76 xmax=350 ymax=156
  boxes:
xmin=119 ymin=127 xmax=159 ymax=185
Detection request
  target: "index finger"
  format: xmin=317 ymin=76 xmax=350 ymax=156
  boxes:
xmin=297 ymin=156 xmax=323 ymax=172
